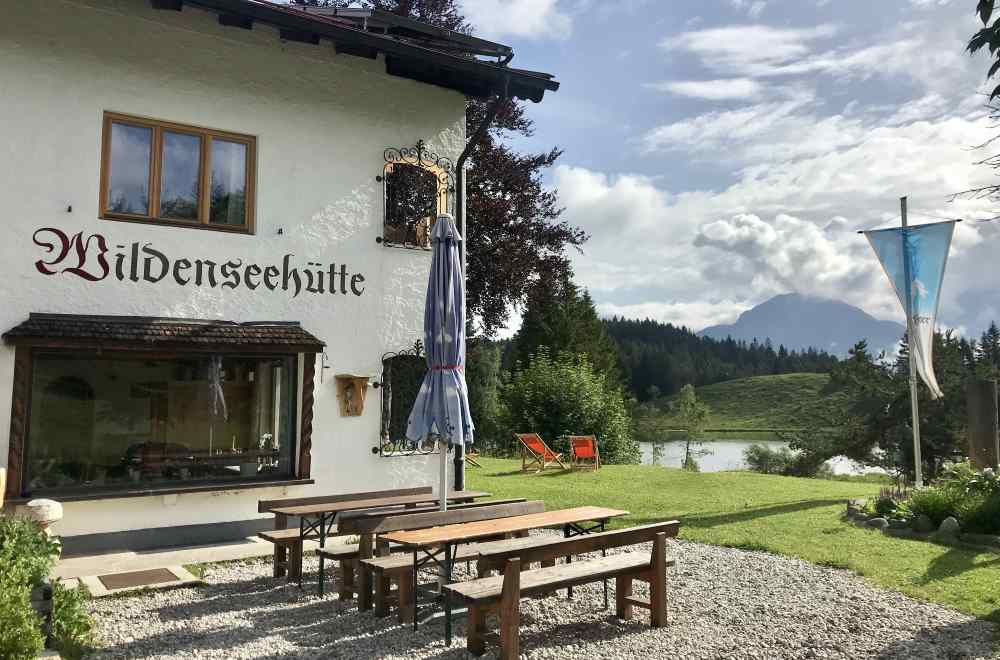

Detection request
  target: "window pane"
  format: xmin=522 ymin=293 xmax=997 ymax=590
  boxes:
xmin=159 ymin=131 xmax=201 ymax=221
xmin=384 ymin=163 xmax=437 ymax=247
xmin=210 ymin=140 xmax=247 ymax=226
xmin=107 ymin=123 xmax=152 ymax=215
xmin=27 ymin=354 xmax=296 ymax=493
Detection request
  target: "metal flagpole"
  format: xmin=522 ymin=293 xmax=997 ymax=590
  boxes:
xmin=900 ymin=196 xmax=924 ymax=488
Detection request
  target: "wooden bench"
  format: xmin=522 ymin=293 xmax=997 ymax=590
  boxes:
xmin=354 ymin=501 xmax=546 ymax=615
xmin=258 ymin=487 xmax=431 ymax=579
xmin=444 ymin=521 xmax=680 ymax=659
xmin=317 ymin=498 xmax=527 ymax=601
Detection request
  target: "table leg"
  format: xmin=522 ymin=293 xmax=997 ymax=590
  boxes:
xmin=318 ymin=513 xmax=328 ymax=596
xmin=564 ymin=524 xmax=573 ymax=600
xmin=274 ymin=514 xmax=288 ymax=578
xmin=298 ymin=517 xmax=306 ymax=589
xmin=444 ymin=543 xmax=454 ymax=647
xmin=358 ymin=533 xmax=374 ymax=611
xmin=412 ymin=549 xmax=419 ymax=632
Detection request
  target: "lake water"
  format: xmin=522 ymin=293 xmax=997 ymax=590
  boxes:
xmin=639 ymin=439 xmax=877 ymax=475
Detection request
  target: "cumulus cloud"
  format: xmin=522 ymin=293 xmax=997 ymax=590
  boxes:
xmin=558 ymin=109 xmax=998 ymax=331
xmin=459 ymin=0 xmax=572 ymax=40
xmin=644 ymin=78 xmax=764 ymax=100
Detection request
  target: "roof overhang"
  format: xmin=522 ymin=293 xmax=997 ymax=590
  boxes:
xmin=3 ymin=314 xmax=325 ymax=354
xmin=151 ymin=0 xmax=559 ymax=102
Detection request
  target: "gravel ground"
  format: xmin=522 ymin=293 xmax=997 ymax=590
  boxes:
xmin=88 ymin=537 xmax=997 ymax=659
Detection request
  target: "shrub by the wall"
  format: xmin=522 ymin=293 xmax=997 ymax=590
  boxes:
xmin=503 ymin=348 xmax=640 ymax=464
xmin=0 ymin=516 xmax=94 ymax=659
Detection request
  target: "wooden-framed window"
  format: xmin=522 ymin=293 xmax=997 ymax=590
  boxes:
xmin=99 ymin=112 xmax=256 ymax=233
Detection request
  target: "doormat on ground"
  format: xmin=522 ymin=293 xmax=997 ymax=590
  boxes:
xmin=98 ymin=567 xmax=179 ymax=590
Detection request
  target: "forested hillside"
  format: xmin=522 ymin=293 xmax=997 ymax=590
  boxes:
xmin=605 ymin=317 xmax=838 ymax=400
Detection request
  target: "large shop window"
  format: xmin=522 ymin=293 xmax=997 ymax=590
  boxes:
xmin=26 ymin=353 xmax=295 ymax=493
xmin=2 ymin=315 xmax=324 ymax=499
xmin=100 ymin=112 xmax=256 ymax=233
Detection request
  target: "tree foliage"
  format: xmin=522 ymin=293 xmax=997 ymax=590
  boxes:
xmin=793 ymin=332 xmax=974 ymax=482
xmin=502 ymin=348 xmax=639 ymax=464
xmin=510 ymin=274 xmax=620 ymax=381
xmin=293 ymin=0 xmax=586 ymax=336
xmin=605 ymin=317 xmax=838 ymax=401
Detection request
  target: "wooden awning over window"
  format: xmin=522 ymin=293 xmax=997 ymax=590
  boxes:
xmin=2 ymin=314 xmax=325 ymax=354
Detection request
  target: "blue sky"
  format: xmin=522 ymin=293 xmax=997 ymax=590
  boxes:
xmin=459 ymin=0 xmax=1000 ymax=338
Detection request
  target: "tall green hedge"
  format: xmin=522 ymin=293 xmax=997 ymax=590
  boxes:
xmin=503 ymin=348 xmax=640 ymax=464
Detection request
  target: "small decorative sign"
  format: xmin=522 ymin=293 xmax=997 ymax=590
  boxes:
xmin=336 ymin=374 xmax=371 ymax=417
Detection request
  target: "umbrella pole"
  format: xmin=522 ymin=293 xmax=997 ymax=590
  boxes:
xmin=439 ymin=439 xmax=448 ymax=511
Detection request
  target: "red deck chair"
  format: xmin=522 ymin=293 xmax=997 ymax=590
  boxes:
xmin=568 ymin=435 xmax=600 ymax=470
xmin=515 ymin=433 xmax=567 ymax=472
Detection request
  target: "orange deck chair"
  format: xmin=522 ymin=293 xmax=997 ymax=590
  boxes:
xmin=568 ymin=435 xmax=600 ymax=470
xmin=515 ymin=433 xmax=567 ymax=472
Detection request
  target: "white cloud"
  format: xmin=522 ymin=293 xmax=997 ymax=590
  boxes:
xmin=660 ymin=24 xmax=839 ymax=78
xmin=558 ymin=110 xmax=998 ymax=331
xmin=645 ymin=78 xmax=763 ymax=100
xmin=730 ymin=0 xmax=768 ymax=18
xmin=597 ymin=300 xmax=752 ymax=331
xmin=459 ymin=0 xmax=572 ymax=40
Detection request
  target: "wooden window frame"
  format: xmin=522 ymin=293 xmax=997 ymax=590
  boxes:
xmin=99 ymin=111 xmax=257 ymax=234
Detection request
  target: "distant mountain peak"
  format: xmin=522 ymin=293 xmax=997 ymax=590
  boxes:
xmin=699 ymin=293 xmax=904 ymax=356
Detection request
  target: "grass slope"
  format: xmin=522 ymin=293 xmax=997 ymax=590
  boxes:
xmin=654 ymin=373 xmax=840 ymax=430
xmin=469 ymin=458 xmax=1000 ymax=625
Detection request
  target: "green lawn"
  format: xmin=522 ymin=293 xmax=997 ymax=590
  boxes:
xmin=468 ymin=458 xmax=1000 ymax=625
xmin=652 ymin=373 xmax=843 ymax=430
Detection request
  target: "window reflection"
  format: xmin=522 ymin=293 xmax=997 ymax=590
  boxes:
xmin=107 ymin=123 xmax=152 ymax=215
xmin=160 ymin=131 xmax=202 ymax=221
xmin=211 ymin=140 xmax=247 ymax=225
xmin=383 ymin=163 xmax=438 ymax=247
xmin=26 ymin=353 xmax=296 ymax=493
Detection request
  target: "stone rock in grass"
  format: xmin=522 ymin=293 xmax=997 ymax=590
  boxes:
xmin=865 ymin=517 xmax=889 ymax=531
xmin=936 ymin=516 xmax=960 ymax=540
xmin=913 ymin=514 xmax=935 ymax=534
xmin=888 ymin=518 xmax=908 ymax=529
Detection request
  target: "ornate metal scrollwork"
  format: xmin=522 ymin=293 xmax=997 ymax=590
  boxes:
xmin=376 ymin=342 xmax=438 ymax=457
xmin=381 ymin=141 xmax=456 ymax=249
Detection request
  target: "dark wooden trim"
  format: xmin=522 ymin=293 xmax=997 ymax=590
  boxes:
xmin=7 ymin=478 xmax=315 ymax=505
xmin=219 ymin=13 xmax=253 ymax=29
xmin=151 ymin=0 xmax=183 ymax=10
xmin=5 ymin=347 xmax=32 ymax=500
xmin=5 ymin=340 xmax=322 ymax=355
xmin=298 ymin=353 xmax=316 ymax=479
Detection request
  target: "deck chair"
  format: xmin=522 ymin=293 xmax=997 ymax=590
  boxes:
xmin=568 ymin=435 xmax=600 ymax=470
xmin=465 ymin=451 xmax=483 ymax=468
xmin=515 ymin=433 xmax=567 ymax=472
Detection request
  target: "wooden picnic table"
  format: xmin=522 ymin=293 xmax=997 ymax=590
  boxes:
xmin=382 ymin=505 xmax=628 ymax=645
xmin=263 ymin=490 xmax=491 ymax=594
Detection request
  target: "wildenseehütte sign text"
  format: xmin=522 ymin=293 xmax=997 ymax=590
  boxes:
xmin=33 ymin=228 xmax=366 ymax=297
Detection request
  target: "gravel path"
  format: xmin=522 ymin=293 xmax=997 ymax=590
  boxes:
xmin=88 ymin=537 xmax=996 ymax=659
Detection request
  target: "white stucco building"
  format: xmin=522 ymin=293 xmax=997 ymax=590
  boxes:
xmin=0 ymin=0 xmax=557 ymax=553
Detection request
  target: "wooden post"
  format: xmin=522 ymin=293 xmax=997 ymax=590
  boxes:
xmin=615 ymin=575 xmax=634 ymax=620
xmin=398 ymin=574 xmax=415 ymax=624
xmin=650 ymin=532 xmax=667 ymax=627
xmin=273 ymin=513 xmax=288 ymax=578
xmin=467 ymin=604 xmax=486 ymax=655
xmin=499 ymin=559 xmax=521 ymax=660
xmin=338 ymin=560 xmax=355 ymax=600
xmin=358 ymin=533 xmax=374 ymax=611
xmin=289 ymin=541 xmax=303 ymax=582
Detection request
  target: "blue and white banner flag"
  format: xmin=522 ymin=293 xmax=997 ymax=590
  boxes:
xmin=864 ymin=221 xmax=956 ymax=399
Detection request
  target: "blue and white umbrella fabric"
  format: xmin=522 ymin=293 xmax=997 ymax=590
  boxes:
xmin=405 ymin=214 xmax=474 ymax=509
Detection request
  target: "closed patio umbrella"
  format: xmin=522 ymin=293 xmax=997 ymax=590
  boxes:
xmin=405 ymin=213 xmax=474 ymax=511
